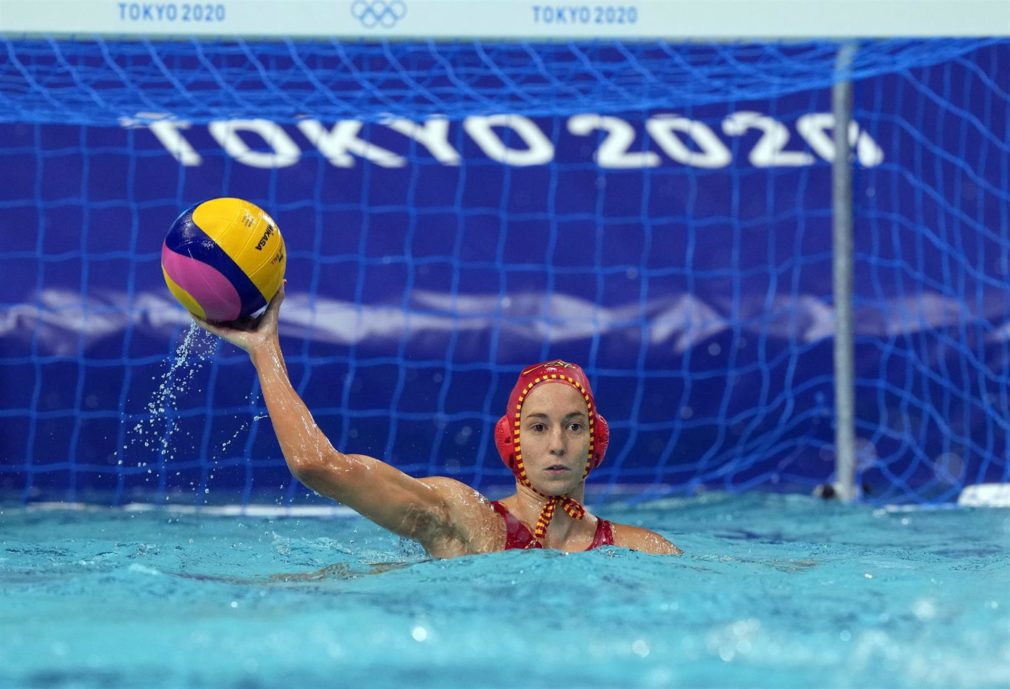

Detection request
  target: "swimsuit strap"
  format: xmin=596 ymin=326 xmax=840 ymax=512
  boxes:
xmin=590 ymin=516 xmax=615 ymax=548
xmin=491 ymin=500 xmax=541 ymax=550
xmin=491 ymin=501 xmax=614 ymax=551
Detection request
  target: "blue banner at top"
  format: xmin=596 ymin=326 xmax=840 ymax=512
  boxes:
xmin=0 ymin=40 xmax=1007 ymax=505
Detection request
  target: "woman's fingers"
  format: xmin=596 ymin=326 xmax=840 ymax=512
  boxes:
xmin=189 ymin=282 xmax=287 ymax=352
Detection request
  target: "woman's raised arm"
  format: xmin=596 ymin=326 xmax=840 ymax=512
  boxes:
xmin=193 ymin=289 xmax=489 ymax=551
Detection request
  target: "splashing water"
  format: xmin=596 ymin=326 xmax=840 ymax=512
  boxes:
xmin=119 ymin=324 xmax=219 ymax=483
xmin=218 ymin=419 xmax=251 ymax=454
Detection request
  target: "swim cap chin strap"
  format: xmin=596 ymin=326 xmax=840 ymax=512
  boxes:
xmin=494 ymin=360 xmax=609 ymax=546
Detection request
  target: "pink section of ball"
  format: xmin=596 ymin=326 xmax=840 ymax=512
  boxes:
xmin=161 ymin=243 xmax=243 ymax=322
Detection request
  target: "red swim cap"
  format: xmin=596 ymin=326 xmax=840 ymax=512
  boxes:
xmin=495 ymin=360 xmax=610 ymax=475
xmin=493 ymin=360 xmax=610 ymax=544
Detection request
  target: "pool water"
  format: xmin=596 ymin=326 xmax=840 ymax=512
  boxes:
xmin=2 ymin=492 xmax=1008 ymax=689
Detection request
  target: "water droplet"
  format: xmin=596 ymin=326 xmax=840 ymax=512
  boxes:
xmin=632 ymin=639 xmax=650 ymax=657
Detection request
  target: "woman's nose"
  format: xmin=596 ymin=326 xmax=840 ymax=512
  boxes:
xmin=548 ymin=426 xmax=566 ymax=454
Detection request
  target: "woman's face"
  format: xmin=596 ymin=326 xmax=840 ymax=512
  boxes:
xmin=518 ymin=382 xmax=591 ymax=495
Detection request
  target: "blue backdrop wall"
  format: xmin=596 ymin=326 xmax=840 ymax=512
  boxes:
xmin=1 ymin=40 xmax=1007 ymax=505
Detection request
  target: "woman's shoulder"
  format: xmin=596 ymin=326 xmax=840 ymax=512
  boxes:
xmin=416 ymin=476 xmax=505 ymax=554
xmin=609 ymin=521 xmax=683 ymax=555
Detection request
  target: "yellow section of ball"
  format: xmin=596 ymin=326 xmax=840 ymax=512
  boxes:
xmin=162 ymin=266 xmax=206 ymax=319
xmin=191 ymin=197 xmax=287 ymax=303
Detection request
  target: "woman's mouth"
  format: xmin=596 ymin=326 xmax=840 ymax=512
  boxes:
xmin=545 ymin=465 xmax=571 ymax=473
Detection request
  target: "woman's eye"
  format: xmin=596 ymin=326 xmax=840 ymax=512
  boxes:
xmin=531 ymin=423 xmax=546 ymax=433
xmin=569 ymin=423 xmax=584 ymax=432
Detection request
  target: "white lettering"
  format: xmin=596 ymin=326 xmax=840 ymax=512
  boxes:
xmin=723 ymin=111 xmax=815 ymax=167
xmin=796 ymin=114 xmax=884 ymax=167
xmin=127 ymin=113 xmax=884 ymax=170
xmin=147 ymin=119 xmax=202 ymax=166
xmin=208 ymin=119 xmax=301 ymax=168
xmin=297 ymin=120 xmax=405 ymax=168
xmin=854 ymin=124 xmax=884 ymax=167
xmin=120 ymin=114 xmax=203 ymax=166
xmin=646 ymin=115 xmax=731 ymax=168
xmin=464 ymin=115 xmax=553 ymax=166
xmin=384 ymin=117 xmax=460 ymax=165
xmin=568 ymin=114 xmax=660 ymax=169
xmin=796 ymin=114 xmax=837 ymax=162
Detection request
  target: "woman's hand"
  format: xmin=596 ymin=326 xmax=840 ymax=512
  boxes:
xmin=192 ymin=284 xmax=285 ymax=355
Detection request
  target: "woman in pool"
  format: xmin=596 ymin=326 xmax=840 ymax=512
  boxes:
xmin=195 ymin=288 xmax=681 ymax=557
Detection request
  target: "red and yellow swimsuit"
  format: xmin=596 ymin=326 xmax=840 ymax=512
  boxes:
xmin=491 ymin=500 xmax=615 ymax=550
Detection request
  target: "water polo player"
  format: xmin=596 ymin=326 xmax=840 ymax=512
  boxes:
xmin=194 ymin=288 xmax=681 ymax=557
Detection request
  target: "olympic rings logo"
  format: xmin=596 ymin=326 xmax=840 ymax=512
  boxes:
xmin=351 ymin=0 xmax=407 ymax=28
